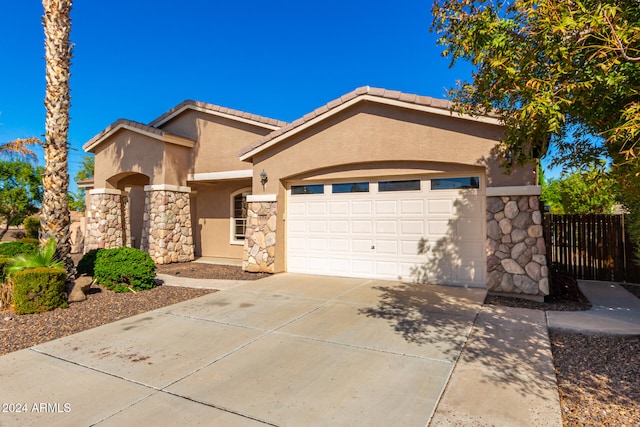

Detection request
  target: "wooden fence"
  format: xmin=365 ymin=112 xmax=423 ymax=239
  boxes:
xmin=543 ymin=214 xmax=640 ymax=283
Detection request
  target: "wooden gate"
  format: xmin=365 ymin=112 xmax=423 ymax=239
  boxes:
xmin=543 ymin=214 xmax=640 ymax=283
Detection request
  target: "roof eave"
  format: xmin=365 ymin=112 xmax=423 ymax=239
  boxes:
xmin=151 ymin=103 xmax=284 ymax=131
xmin=83 ymin=123 xmax=195 ymax=153
xmin=238 ymin=93 xmax=502 ymax=162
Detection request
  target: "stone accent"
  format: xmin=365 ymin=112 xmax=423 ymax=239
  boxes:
xmin=140 ymin=189 xmax=194 ymax=264
xmin=486 ymin=195 xmax=549 ymax=295
xmin=85 ymin=192 xmax=127 ymax=250
xmin=243 ymin=201 xmax=277 ymax=273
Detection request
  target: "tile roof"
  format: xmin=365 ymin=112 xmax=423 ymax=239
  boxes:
xmin=149 ymin=100 xmax=288 ymax=129
xmin=238 ymin=86 xmax=487 ymax=159
xmin=83 ymin=119 xmax=196 ymax=152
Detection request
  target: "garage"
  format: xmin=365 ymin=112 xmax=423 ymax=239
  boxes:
xmin=286 ymin=175 xmax=486 ymax=285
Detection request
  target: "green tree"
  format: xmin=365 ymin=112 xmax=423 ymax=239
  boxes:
xmin=431 ymin=0 xmax=640 ymax=167
xmin=0 ymin=161 xmax=43 ymax=240
xmin=74 ymin=155 xmax=93 ymax=182
xmin=542 ymin=166 xmax=618 ymax=214
xmin=67 ymin=191 xmax=84 ymax=212
xmin=431 ymin=0 xmax=640 ymax=248
xmin=41 ymin=0 xmax=74 ymax=278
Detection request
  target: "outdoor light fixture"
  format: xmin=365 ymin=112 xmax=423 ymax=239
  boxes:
xmin=260 ymin=169 xmax=268 ymax=189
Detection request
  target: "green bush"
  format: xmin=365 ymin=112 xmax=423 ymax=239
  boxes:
xmin=7 ymin=238 xmax=64 ymax=276
xmin=12 ymin=267 xmax=67 ymax=314
xmin=0 ymin=240 xmax=38 ymax=258
xmin=93 ymin=247 xmax=156 ymax=293
xmin=0 ymin=256 xmax=11 ymax=283
xmin=23 ymin=216 xmax=40 ymax=239
xmin=76 ymin=249 xmax=101 ymax=277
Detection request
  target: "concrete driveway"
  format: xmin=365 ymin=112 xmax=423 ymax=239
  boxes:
xmin=0 ymin=274 xmax=558 ymax=426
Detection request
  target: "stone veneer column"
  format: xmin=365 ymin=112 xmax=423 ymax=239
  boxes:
xmin=140 ymin=185 xmax=194 ymax=264
xmin=243 ymin=195 xmax=277 ymax=273
xmin=486 ymin=187 xmax=549 ymax=296
xmin=85 ymin=188 xmax=127 ymax=251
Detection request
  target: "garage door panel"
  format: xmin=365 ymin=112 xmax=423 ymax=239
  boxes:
xmin=288 ymin=220 xmax=306 ymax=233
xmin=428 ymin=199 xmax=454 ymax=215
xmin=375 ymin=200 xmax=398 ymax=215
xmin=352 ymin=220 xmax=373 ymax=234
xmin=308 ymin=202 xmax=327 ymax=215
xmin=308 ymin=220 xmax=326 ymax=233
xmin=400 ymin=199 xmax=424 ymax=214
xmin=352 ymin=201 xmax=373 ymax=215
xmin=376 ymin=221 xmax=397 ymax=234
xmin=427 ymin=220 xmax=450 ymax=236
xmin=288 ymin=237 xmax=307 ymax=251
xmin=352 ymin=259 xmax=374 ymax=274
xmin=401 ymin=240 xmax=423 ymax=256
xmin=329 ymin=220 xmax=349 ymax=233
xmin=328 ymin=258 xmax=350 ymax=274
xmin=307 ymin=238 xmax=327 ymax=251
xmin=376 ymin=261 xmax=399 ymax=277
xmin=330 ymin=239 xmax=350 ymax=252
xmin=329 ymin=201 xmax=349 ymax=215
xmin=401 ymin=220 xmax=424 ymax=235
xmin=352 ymin=239 xmax=374 ymax=253
xmin=375 ymin=240 xmax=398 ymax=254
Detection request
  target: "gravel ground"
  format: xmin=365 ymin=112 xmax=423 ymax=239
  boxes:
xmin=0 ymin=284 xmax=215 ymax=356
xmin=1 ymin=260 xmax=639 ymax=425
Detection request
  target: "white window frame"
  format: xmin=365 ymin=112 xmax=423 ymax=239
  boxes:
xmin=230 ymin=187 xmax=251 ymax=245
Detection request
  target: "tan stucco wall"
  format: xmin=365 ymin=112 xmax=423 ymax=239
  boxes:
xmin=250 ymin=102 xmax=534 ymax=193
xmin=159 ymin=110 xmax=274 ymax=175
xmin=191 ymin=180 xmax=251 ymax=259
xmin=92 ymin=130 xmax=190 ymax=189
xmin=247 ymin=101 xmax=537 ymax=273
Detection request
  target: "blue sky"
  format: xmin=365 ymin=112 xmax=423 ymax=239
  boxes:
xmin=1 ymin=1 xmax=554 ymax=190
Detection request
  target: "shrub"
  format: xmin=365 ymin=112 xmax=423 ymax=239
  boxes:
xmin=7 ymin=238 xmax=64 ymax=276
xmin=23 ymin=216 xmax=40 ymax=239
xmin=12 ymin=267 xmax=67 ymax=314
xmin=93 ymin=247 xmax=156 ymax=293
xmin=76 ymin=249 xmax=101 ymax=277
xmin=0 ymin=240 xmax=38 ymax=258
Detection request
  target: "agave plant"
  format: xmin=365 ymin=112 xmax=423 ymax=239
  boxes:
xmin=7 ymin=238 xmax=65 ymax=276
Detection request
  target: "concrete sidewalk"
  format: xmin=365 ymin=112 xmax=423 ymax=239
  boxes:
xmin=0 ymin=274 xmax=564 ymax=426
xmin=547 ymin=280 xmax=640 ymax=335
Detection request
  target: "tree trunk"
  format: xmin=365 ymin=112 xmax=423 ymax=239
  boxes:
xmin=42 ymin=0 xmax=75 ymax=279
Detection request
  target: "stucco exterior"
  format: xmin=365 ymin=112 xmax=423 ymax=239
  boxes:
xmin=82 ymin=87 xmax=547 ymax=296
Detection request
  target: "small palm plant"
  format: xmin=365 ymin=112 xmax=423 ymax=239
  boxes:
xmin=7 ymin=238 xmax=65 ymax=276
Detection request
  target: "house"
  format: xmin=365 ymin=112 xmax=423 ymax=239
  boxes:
xmin=82 ymin=86 xmax=548 ymax=296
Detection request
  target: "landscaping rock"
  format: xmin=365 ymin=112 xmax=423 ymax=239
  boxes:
xmin=66 ymin=276 xmax=93 ymax=303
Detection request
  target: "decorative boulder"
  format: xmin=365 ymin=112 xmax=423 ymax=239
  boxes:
xmin=66 ymin=275 xmax=93 ymax=302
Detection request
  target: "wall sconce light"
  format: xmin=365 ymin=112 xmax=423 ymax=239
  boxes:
xmin=260 ymin=169 xmax=268 ymax=189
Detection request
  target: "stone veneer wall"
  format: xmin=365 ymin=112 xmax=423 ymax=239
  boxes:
xmin=85 ymin=192 xmax=128 ymax=251
xmin=140 ymin=188 xmax=194 ymax=264
xmin=243 ymin=201 xmax=277 ymax=273
xmin=486 ymin=195 xmax=549 ymax=295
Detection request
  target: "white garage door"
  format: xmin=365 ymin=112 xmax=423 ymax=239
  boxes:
xmin=286 ymin=176 xmax=486 ymax=286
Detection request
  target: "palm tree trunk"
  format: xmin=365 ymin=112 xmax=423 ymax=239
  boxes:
xmin=42 ymin=0 xmax=74 ymax=279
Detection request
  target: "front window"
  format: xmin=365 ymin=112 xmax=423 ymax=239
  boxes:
xmin=232 ymin=190 xmax=249 ymax=242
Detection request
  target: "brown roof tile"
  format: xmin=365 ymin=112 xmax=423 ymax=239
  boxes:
xmin=83 ymin=118 xmax=196 ymax=152
xmin=150 ymin=100 xmax=287 ymax=128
